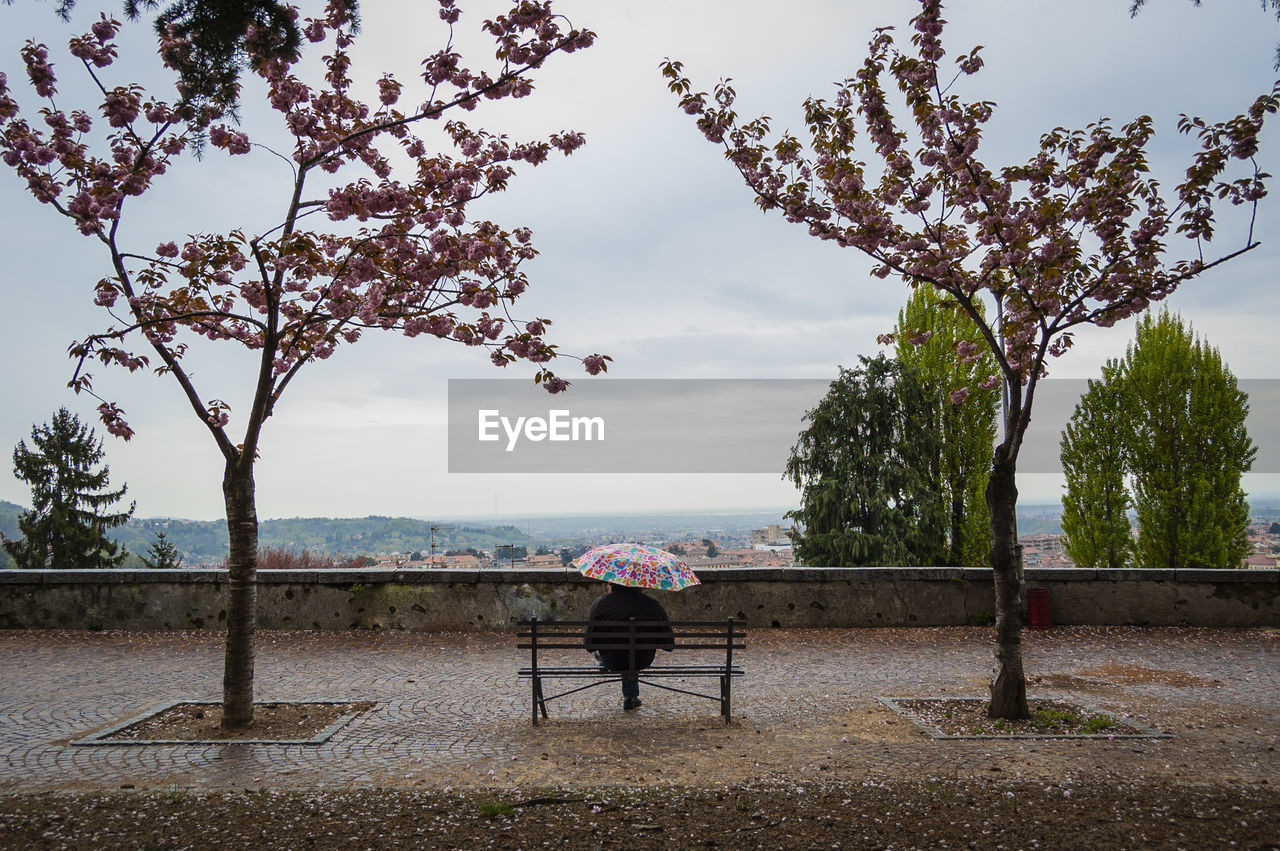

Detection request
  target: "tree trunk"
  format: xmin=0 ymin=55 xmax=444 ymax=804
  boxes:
xmin=986 ymin=449 xmax=1029 ymax=719
xmin=950 ymin=476 xmax=965 ymax=567
xmin=221 ymin=458 xmax=258 ymax=729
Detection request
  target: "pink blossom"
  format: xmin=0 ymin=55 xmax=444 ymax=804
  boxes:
xmin=22 ymin=43 xmax=57 ymax=98
xmin=97 ymin=403 xmax=133 ymax=440
xmin=949 ymin=388 xmax=969 ymax=404
xmin=377 ymin=76 xmax=401 ymax=106
xmin=209 ymin=125 xmax=250 ymax=155
xmin=583 ymin=354 xmax=607 ymax=375
xmin=102 ymin=87 xmax=140 ymax=127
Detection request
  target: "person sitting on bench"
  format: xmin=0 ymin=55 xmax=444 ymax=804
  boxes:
xmin=584 ymin=583 xmax=675 ymax=710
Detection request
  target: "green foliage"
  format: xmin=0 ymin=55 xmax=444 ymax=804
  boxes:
xmin=493 ymin=544 xmax=527 ymax=564
xmin=1123 ymin=311 xmax=1254 ymax=569
xmin=4 ymin=409 xmax=134 ymax=569
xmin=1060 ymin=311 xmax=1254 ymax=569
xmin=785 ymin=355 xmax=948 ymax=566
xmin=893 ymin=288 xmax=1000 ymax=566
xmin=1081 ymin=716 xmax=1118 ymax=733
xmin=480 ymin=800 xmax=515 ymax=818
xmin=1032 ymin=707 xmax=1080 ymax=729
xmin=1061 ymin=364 xmax=1133 ymax=569
xmin=140 ymin=530 xmax=184 ymax=569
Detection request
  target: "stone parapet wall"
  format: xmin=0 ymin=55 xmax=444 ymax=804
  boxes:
xmin=1 ymin=567 xmax=1275 ymax=631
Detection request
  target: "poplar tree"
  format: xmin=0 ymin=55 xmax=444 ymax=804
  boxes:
xmin=1122 ymin=311 xmax=1254 ymax=569
xmin=4 ymin=408 xmax=134 ymax=569
xmin=785 ymin=355 xmax=948 ymax=567
xmin=893 ymin=288 xmax=999 ymax=567
xmin=1060 ymin=364 xmax=1133 ymax=569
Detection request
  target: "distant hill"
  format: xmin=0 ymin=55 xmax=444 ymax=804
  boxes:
xmin=0 ymin=500 xmax=541 ymax=566
xmin=106 ymin=515 xmax=541 ymax=565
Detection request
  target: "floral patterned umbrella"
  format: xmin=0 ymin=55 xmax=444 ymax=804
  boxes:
xmin=571 ymin=543 xmax=700 ymax=591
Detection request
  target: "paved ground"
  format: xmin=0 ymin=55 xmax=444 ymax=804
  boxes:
xmin=0 ymin=626 xmax=1276 ymax=794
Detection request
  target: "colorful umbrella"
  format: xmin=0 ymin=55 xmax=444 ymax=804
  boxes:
xmin=571 ymin=543 xmax=700 ymax=591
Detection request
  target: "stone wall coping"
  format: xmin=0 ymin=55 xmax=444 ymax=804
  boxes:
xmin=1 ymin=566 xmax=1275 ymax=584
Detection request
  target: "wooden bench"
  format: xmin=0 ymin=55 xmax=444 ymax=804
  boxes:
xmin=517 ymin=617 xmax=745 ymax=725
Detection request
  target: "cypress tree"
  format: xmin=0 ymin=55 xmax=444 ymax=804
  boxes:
xmin=785 ymin=355 xmax=948 ymax=567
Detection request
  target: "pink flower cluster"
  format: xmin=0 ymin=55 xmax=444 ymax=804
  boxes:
xmin=209 ymin=124 xmax=250 ymax=155
xmin=68 ymin=15 xmax=119 ymax=68
xmin=3 ymin=23 xmax=189 ymax=236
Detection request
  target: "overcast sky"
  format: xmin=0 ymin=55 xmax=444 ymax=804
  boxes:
xmin=1 ymin=0 xmax=1277 ymax=522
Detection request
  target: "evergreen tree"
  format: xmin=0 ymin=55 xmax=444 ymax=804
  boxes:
xmin=1122 ymin=311 xmax=1254 ymax=569
xmin=4 ymin=408 xmax=134 ymax=569
xmin=140 ymin=530 xmax=183 ymax=569
xmin=1060 ymin=364 xmax=1133 ymax=568
xmin=785 ymin=355 xmax=948 ymax=566
xmin=893 ymin=288 xmax=1000 ymax=566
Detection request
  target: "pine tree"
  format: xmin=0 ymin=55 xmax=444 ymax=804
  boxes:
xmin=141 ymin=530 xmax=183 ymax=569
xmin=893 ymin=288 xmax=1000 ymax=567
xmin=1122 ymin=311 xmax=1254 ymax=569
xmin=4 ymin=408 xmax=134 ymax=569
xmin=1060 ymin=364 xmax=1133 ymax=568
xmin=785 ymin=355 xmax=948 ymax=567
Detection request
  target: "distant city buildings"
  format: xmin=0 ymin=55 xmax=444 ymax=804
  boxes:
xmin=1018 ymin=533 xmax=1073 ymax=569
xmin=750 ymin=524 xmax=792 ymax=550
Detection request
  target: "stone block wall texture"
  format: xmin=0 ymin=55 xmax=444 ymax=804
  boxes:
xmin=1 ymin=567 xmax=1276 ymax=630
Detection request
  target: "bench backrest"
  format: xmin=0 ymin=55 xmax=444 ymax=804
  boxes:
xmin=517 ymin=618 xmax=745 ymax=652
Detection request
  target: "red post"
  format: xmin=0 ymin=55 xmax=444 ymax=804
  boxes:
xmin=1027 ymin=587 xmax=1051 ymax=630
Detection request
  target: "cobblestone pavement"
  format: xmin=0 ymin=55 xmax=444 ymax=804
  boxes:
xmin=0 ymin=627 xmax=1275 ymax=793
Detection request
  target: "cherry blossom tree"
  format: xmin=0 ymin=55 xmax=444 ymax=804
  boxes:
xmin=0 ymin=0 xmax=605 ymax=727
xmin=664 ymin=0 xmax=1276 ymax=718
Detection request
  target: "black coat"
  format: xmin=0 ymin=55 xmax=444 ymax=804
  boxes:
xmin=585 ymin=587 xmax=674 ymax=672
